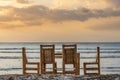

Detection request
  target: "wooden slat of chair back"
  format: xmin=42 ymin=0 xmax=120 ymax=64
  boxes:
xmin=64 ymin=48 xmax=75 ymax=64
xmin=43 ymin=48 xmax=54 ymax=63
xmin=63 ymin=44 xmax=77 ymax=64
xmin=62 ymin=44 xmax=77 ymax=53
xmin=40 ymin=45 xmax=55 ymax=63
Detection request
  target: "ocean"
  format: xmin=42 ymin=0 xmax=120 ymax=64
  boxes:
xmin=0 ymin=42 xmax=120 ymax=75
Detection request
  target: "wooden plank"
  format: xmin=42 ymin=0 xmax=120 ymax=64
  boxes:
xmin=63 ymin=71 xmax=79 ymax=74
xmin=84 ymin=62 xmax=98 ymax=65
xmin=97 ymin=47 xmax=100 ymax=75
xmin=86 ymin=68 xmax=98 ymax=70
xmin=27 ymin=62 xmax=39 ymax=64
xmin=86 ymin=73 xmax=99 ymax=75
xmin=26 ymin=68 xmax=38 ymax=70
xmin=25 ymin=73 xmax=39 ymax=74
xmin=22 ymin=47 xmax=26 ymax=75
xmin=55 ymin=55 xmax=62 ymax=58
xmin=77 ymin=53 xmax=80 ymax=75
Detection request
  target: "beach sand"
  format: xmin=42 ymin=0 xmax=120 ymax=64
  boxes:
xmin=0 ymin=74 xmax=120 ymax=80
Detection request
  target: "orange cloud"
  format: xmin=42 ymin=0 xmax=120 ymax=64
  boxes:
xmin=0 ymin=5 xmax=120 ymax=29
xmin=107 ymin=0 xmax=120 ymax=7
xmin=16 ymin=0 xmax=29 ymax=4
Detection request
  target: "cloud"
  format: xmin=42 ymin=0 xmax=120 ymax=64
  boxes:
xmin=107 ymin=0 xmax=120 ymax=7
xmin=16 ymin=0 xmax=29 ymax=4
xmin=0 ymin=5 xmax=120 ymax=28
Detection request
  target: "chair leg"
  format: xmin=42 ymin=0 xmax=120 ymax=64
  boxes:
xmin=23 ymin=62 xmax=26 ymax=75
xmin=74 ymin=63 xmax=78 ymax=75
xmin=37 ymin=63 xmax=40 ymax=74
xmin=75 ymin=63 xmax=79 ymax=75
xmin=76 ymin=65 xmax=80 ymax=75
xmin=76 ymin=54 xmax=80 ymax=75
xmin=44 ymin=64 xmax=46 ymax=74
xmin=62 ymin=62 xmax=65 ymax=74
xmin=78 ymin=57 xmax=80 ymax=75
xmin=41 ymin=64 xmax=42 ymax=74
xmin=41 ymin=63 xmax=43 ymax=74
xmin=39 ymin=63 xmax=41 ymax=74
xmin=23 ymin=64 xmax=27 ymax=75
xmin=84 ymin=63 xmax=86 ymax=75
xmin=98 ymin=64 xmax=100 ymax=75
xmin=53 ymin=63 xmax=55 ymax=74
xmin=41 ymin=63 xmax=45 ymax=74
xmin=54 ymin=62 xmax=57 ymax=74
xmin=23 ymin=68 xmax=26 ymax=75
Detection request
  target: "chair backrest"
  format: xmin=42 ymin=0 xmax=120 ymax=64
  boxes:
xmin=96 ymin=47 xmax=100 ymax=63
xmin=40 ymin=45 xmax=55 ymax=63
xmin=22 ymin=47 xmax=28 ymax=63
xmin=62 ymin=44 xmax=77 ymax=64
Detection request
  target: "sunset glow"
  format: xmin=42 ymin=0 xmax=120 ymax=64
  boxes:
xmin=0 ymin=0 xmax=120 ymax=42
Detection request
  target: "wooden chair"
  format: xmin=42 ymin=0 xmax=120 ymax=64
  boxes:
xmin=40 ymin=45 xmax=57 ymax=74
xmin=22 ymin=47 xmax=40 ymax=75
xmin=62 ymin=44 xmax=80 ymax=75
xmin=83 ymin=47 xmax=100 ymax=75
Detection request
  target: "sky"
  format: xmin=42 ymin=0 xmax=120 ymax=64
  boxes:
xmin=0 ymin=0 xmax=120 ymax=42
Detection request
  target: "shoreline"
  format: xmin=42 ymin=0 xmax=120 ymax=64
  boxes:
xmin=0 ymin=74 xmax=120 ymax=80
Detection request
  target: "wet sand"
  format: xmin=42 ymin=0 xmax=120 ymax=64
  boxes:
xmin=0 ymin=74 xmax=120 ymax=80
